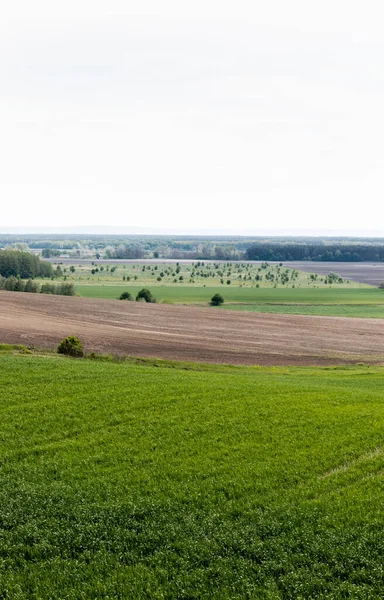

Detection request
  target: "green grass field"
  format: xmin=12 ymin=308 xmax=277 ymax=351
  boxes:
xmin=221 ymin=303 xmax=384 ymax=318
xmin=2 ymin=351 xmax=384 ymax=598
xmin=75 ymin=284 xmax=384 ymax=318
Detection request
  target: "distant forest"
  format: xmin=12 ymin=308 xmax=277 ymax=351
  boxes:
xmin=1 ymin=235 xmax=384 ymax=262
xmin=245 ymin=243 xmax=384 ymax=262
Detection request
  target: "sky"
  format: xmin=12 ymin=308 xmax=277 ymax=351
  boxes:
xmin=1 ymin=0 xmax=384 ymax=235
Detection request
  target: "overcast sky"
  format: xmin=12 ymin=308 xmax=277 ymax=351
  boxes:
xmin=1 ymin=0 xmax=384 ymax=235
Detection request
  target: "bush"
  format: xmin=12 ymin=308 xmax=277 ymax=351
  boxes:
xmin=136 ymin=288 xmax=157 ymax=303
xmin=58 ymin=283 xmax=76 ymax=296
xmin=14 ymin=279 xmax=25 ymax=292
xmin=4 ymin=276 xmax=18 ymax=291
xmin=57 ymin=336 xmax=84 ymax=357
xmin=379 ymin=282 xmax=384 ymax=289
xmin=25 ymin=279 xmax=39 ymax=293
xmin=40 ymin=283 xmax=55 ymax=294
xmin=119 ymin=291 xmax=133 ymax=301
xmin=210 ymin=293 xmax=224 ymax=306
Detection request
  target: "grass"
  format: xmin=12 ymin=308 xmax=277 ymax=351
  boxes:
xmin=1 ymin=352 xmax=384 ymax=598
xmin=76 ymin=285 xmax=383 ymax=304
xmin=75 ymin=284 xmax=384 ymax=318
xmin=221 ymin=303 xmax=384 ymax=318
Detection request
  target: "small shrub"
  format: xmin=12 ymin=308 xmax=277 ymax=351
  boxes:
xmin=4 ymin=276 xmax=17 ymax=291
xmin=210 ymin=293 xmax=224 ymax=306
xmin=14 ymin=279 xmax=25 ymax=292
xmin=136 ymin=288 xmax=157 ymax=303
xmin=119 ymin=291 xmax=133 ymax=301
xmin=57 ymin=336 xmax=84 ymax=357
xmin=41 ymin=283 xmax=55 ymax=294
xmin=379 ymin=282 xmax=384 ymax=289
xmin=58 ymin=283 xmax=76 ymax=296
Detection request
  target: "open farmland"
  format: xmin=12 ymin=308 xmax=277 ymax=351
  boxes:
xmin=1 ymin=352 xmax=384 ymax=598
xmin=39 ymin=259 xmax=384 ymax=318
xmin=47 ymin=257 xmax=384 ymax=285
xmin=45 ymin=259 xmax=367 ymax=290
xmin=75 ymin=285 xmax=384 ymax=318
xmin=1 ymin=291 xmax=384 ymax=366
xmin=280 ymin=261 xmax=384 ymax=286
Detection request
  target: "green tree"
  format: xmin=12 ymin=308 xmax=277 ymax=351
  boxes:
xmin=14 ymin=279 xmax=26 ymax=292
xmin=40 ymin=283 xmax=55 ymax=294
xmin=119 ymin=291 xmax=133 ymax=301
xmin=4 ymin=276 xmax=17 ymax=291
xmin=57 ymin=336 xmax=84 ymax=357
xmin=136 ymin=288 xmax=156 ymax=303
xmin=58 ymin=283 xmax=76 ymax=296
xmin=25 ymin=279 xmax=39 ymax=293
xmin=210 ymin=293 xmax=224 ymax=306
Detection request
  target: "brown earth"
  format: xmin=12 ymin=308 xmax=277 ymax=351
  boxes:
xmin=278 ymin=261 xmax=384 ymax=286
xmin=0 ymin=291 xmax=384 ymax=366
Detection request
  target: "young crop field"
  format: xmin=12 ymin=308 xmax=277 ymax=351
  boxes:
xmin=1 ymin=351 xmax=384 ymax=598
xmin=74 ymin=284 xmax=384 ymax=319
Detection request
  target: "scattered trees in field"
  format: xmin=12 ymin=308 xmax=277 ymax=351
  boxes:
xmin=325 ymin=272 xmax=343 ymax=284
xmin=57 ymin=336 xmax=84 ymax=357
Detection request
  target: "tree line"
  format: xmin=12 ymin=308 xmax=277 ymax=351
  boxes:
xmin=0 ymin=276 xmax=75 ymax=295
xmin=0 ymin=250 xmax=53 ymax=278
xmin=245 ymin=244 xmax=384 ymax=262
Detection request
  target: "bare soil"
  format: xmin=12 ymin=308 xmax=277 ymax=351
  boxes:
xmin=279 ymin=261 xmax=384 ymax=286
xmin=1 ymin=291 xmax=384 ymax=366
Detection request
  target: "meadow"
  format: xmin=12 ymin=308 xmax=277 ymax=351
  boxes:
xmin=1 ymin=349 xmax=384 ymax=598
xmin=74 ymin=284 xmax=384 ymax=318
xmin=53 ymin=261 xmax=366 ymax=290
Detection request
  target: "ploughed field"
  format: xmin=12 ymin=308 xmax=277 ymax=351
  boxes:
xmin=1 ymin=291 xmax=384 ymax=366
xmin=282 ymin=261 xmax=384 ymax=286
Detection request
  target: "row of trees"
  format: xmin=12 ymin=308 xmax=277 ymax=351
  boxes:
xmin=0 ymin=250 xmax=53 ymax=278
xmin=245 ymin=244 xmax=384 ymax=262
xmin=0 ymin=276 xmax=75 ymax=295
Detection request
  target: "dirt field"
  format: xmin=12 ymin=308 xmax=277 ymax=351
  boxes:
xmin=281 ymin=261 xmax=384 ymax=286
xmin=1 ymin=292 xmax=384 ymax=366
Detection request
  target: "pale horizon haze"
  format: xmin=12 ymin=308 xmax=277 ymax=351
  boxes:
xmin=1 ymin=1 xmax=384 ymax=235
